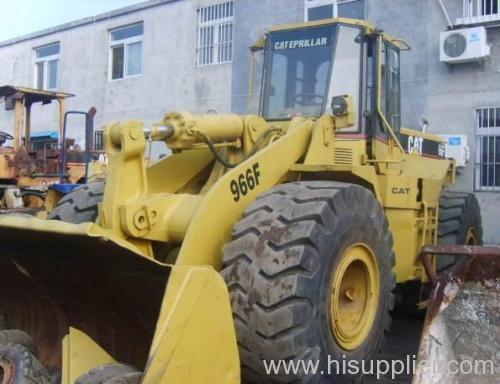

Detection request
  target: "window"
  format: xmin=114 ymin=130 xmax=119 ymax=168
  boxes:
xmin=34 ymin=42 xmax=60 ymax=90
xmin=109 ymin=22 xmax=143 ymax=80
xmin=385 ymin=45 xmax=401 ymax=133
xmin=196 ymin=1 xmax=234 ymax=66
xmin=326 ymin=25 xmax=362 ymax=130
xmin=305 ymin=0 xmax=335 ymax=21
xmin=458 ymin=0 xmax=500 ymax=25
xmin=305 ymin=0 xmax=364 ymax=21
xmin=263 ymin=25 xmax=335 ymax=119
xmin=475 ymin=107 xmax=500 ymax=191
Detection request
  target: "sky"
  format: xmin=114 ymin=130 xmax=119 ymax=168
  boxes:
xmin=0 ymin=0 xmax=146 ymax=41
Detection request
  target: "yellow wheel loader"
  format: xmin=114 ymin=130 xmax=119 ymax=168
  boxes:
xmin=0 ymin=18 xmax=492 ymax=384
xmin=0 ymin=86 xmax=106 ymax=211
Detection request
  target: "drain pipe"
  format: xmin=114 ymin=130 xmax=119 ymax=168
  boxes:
xmin=438 ymin=0 xmax=454 ymax=29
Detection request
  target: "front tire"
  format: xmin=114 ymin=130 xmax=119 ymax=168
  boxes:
xmin=221 ymin=181 xmax=395 ymax=384
xmin=0 ymin=343 xmax=51 ymax=384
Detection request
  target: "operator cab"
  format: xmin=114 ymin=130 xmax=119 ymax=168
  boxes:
xmin=259 ymin=19 xmax=405 ymax=139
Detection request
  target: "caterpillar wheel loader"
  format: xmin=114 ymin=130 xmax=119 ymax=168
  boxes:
xmin=0 ymin=18 xmax=490 ymax=384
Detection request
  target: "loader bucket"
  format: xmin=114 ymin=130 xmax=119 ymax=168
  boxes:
xmin=0 ymin=216 xmax=170 ymax=372
xmin=414 ymin=246 xmax=500 ymax=384
xmin=0 ymin=216 xmax=239 ymax=384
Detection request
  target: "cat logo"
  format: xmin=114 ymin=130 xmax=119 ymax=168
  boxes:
xmin=408 ymin=136 xmax=423 ymax=155
xmin=392 ymin=187 xmax=410 ymax=195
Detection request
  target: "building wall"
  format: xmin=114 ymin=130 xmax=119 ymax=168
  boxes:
xmin=0 ymin=0 xmax=233 ymax=156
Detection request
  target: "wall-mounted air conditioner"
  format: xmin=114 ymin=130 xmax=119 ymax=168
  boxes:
xmin=439 ymin=134 xmax=470 ymax=167
xmin=440 ymin=26 xmax=490 ymax=64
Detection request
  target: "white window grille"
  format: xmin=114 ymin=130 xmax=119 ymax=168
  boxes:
xmin=34 ymin=42 xmax=60 ymax=90
xmin=457 ymin=0 xmax=500 ymax=25
xmin=475 ymin=106 xmax=500 ymax=191
xmin=196 ymin=1 xmax=234 ymax=66
xmin=109 ymin=22 xmax=143 ymax=80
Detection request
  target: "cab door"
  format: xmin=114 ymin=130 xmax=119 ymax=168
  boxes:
xmin=370 ymin=36 xmax=403 ymax=171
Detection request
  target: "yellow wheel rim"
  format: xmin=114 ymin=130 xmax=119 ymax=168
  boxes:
xmin=466 ymin=227 xmax=478 ymax=245
xmin=330 ymin=244 xmax=380 ymax=350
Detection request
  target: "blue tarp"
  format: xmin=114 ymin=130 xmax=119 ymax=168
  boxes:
xmin=30 ymin=131 xmax=59 ymax=141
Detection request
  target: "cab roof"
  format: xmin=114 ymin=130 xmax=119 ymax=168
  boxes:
xmin=0 ymin=85 xmax=74 ymax=105
xmin=254 ymin=18 xmax=410 ymax=51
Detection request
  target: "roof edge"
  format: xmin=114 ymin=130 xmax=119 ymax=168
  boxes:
xmin=0 ymin=0 xmax=177 ymax=48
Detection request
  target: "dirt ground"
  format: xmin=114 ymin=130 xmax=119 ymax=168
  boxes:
xmin=365 ymin=313 xmax=424 ymax=383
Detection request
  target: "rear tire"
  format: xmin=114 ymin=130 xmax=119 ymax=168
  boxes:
xmin=48 ymin=181 xmax=105 ymax=223
xmin=437 ymin=191 xmax=483 ymax=270
xmin=0 ymin=343 xmax=51 ymax=384
xmin=221 ymin=181 xmax=395 ymax=384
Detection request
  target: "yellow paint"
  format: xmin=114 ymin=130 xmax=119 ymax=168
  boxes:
xmin=62 ymin=328 xmax=116 ymax=384
xmin=330 ymin=244 xmax=379 ymax=350
xmin=142 ymin=266 xmax=239 ymax=384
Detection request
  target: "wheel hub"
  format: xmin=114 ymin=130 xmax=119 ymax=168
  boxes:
xmin=0 ymin=358 xmax=15 ymax=384
xmin=466 ymin=227 xmax=478 ymax=245
xmin=330 ymin=244 xmax=380 ymax=350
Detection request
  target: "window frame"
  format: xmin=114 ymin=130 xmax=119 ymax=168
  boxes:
xmin=304 ymin=0 xmax=336 ymax=21
xmin=304 ymin=0 xmax=361 ymax=21
xmin=474 ymin=106 xmax=500 ymax=192
xmin=108 ymin=22 xmax=144 ymax=81
xmin=196 ymin=1 xmax=234 ymax=67
xmin=34 ymin=42 xmax=60 ymax=90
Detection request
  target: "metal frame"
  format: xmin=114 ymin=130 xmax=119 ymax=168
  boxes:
xmin=420 ymin=244 xmax=500 ymax=286
xmin=474 ymin=106 xmax=500 ymax=192
xmin=457 ymin=0 xmax=500 ymax=25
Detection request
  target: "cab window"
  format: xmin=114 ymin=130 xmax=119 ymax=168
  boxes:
xmin=380 ymin=43 xmax=401 ymax=134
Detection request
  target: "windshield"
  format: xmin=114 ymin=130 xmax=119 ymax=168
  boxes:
xmin=262 ymin=25 xmax=336 ymax=120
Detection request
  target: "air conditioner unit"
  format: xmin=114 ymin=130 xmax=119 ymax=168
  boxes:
xmin=439 ymin=134 xmax=470 ymax=167
xmin=440 ymin=27 xmax=490 ymax=64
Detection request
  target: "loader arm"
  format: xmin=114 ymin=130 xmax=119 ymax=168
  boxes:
xmin=176 ymin=117 xmax=313 ymax=268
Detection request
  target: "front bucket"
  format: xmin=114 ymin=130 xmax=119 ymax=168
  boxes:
xmin=413 ymin=252 xmax=500 ymax=384
xmin=0 ymin=216 xmax=240 ymax=384
xmin=0 ymin=216 xmax=170 ymax=372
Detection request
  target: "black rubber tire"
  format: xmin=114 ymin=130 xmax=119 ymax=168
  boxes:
xmin=221 ymin=181 xmax=395 ymax=384
xmin=76 ymin=363 xmax=138 ymax=384
xmin=103 ymin=372 xmax=142 ymax=384
xmin=48 ymin=181 xmax=105 ymax=223
xmin=0 ymin=343 xmax=51 ymax=384
xmin=437 ymin=190 xmax=483 ymax=270
xmin=0 ymin=331 xmax=36 ymax=356
xmin=0 ymin=312 xmax=5 ymax=330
